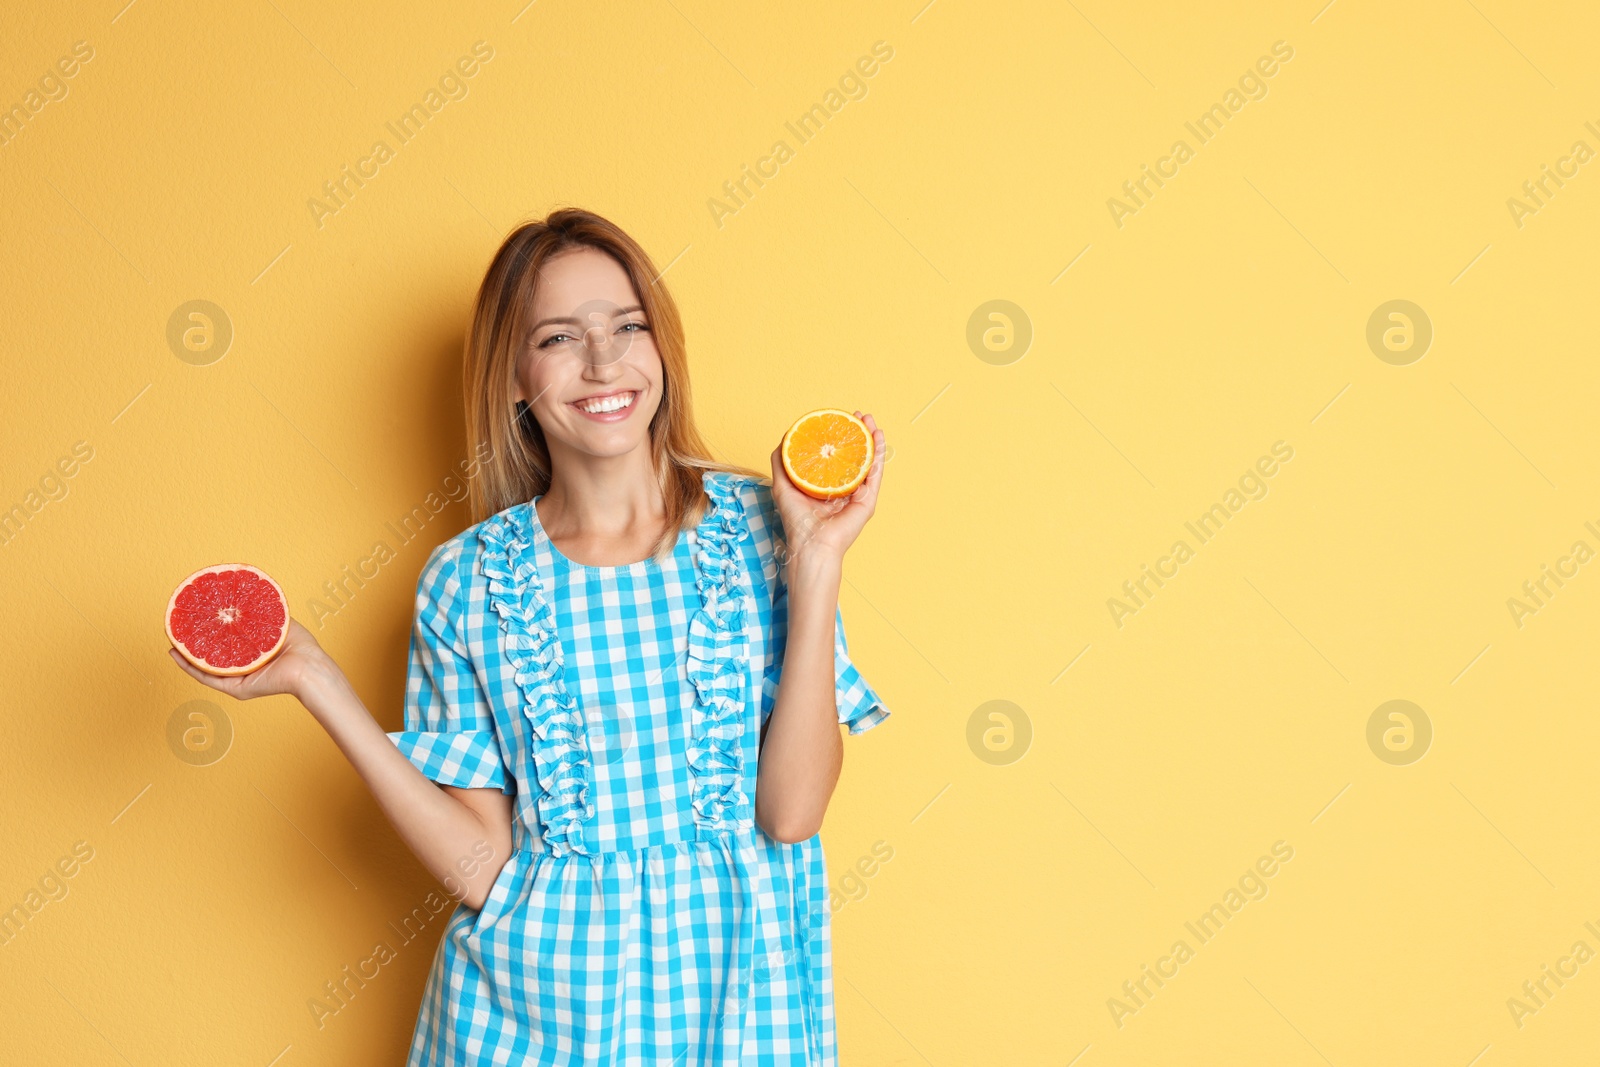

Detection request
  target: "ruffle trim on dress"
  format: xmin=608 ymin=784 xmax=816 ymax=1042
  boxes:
xmin=685 ymin=471 xmax=756 ymax=837
xmin=477 ymin=508 xmax=596 ymax=857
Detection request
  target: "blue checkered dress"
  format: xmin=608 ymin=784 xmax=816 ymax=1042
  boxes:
xmin=387 ymin=470 xmax=890 ymax=1065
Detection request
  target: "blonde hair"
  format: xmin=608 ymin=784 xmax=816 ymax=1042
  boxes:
xmin=463 ymin=207 xmax=763 ymax=562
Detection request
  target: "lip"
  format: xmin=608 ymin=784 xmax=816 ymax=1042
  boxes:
xmin=569 ymin=388 xmax=640 ymax=423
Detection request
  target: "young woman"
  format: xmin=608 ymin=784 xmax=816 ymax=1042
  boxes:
xmin=169 ymin=208 xmax=891 ymax=1064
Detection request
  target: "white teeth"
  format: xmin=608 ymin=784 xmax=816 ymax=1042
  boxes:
xmin=578 ymin=392 xmax=635 ymax=414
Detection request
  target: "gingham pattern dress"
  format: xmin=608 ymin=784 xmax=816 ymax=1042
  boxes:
xmin=387 ymin=470 xmax=890 ymax=1065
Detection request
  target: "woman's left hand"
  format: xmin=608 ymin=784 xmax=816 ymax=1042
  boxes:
xmin=769 ymin=411 xmax=886 ymax=572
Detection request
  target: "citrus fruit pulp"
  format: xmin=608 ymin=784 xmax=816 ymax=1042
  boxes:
xmin=781 ymin=409 xmax=875 ymax=500
xmin=165 ymin=564 xmax=289 ymax=676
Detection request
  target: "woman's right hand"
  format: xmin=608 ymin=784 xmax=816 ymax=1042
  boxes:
xmin=167 ymin=617 xmax=334 ymax=702
xmin=169 ymin=613 xmax=512 ymax=908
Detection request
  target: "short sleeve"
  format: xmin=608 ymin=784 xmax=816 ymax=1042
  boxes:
xmin=387 ymin=543 xmax=515 ymax=794
xmin=830 ymin=606 xmax=891 ymax=734
xmin=761 ymin=601 xmax=891 ymax=736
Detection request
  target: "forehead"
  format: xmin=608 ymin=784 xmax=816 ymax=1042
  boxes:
xmin=531 ymin=247 xmax=639 ymax=316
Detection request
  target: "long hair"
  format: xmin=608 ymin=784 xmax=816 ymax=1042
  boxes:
xmin=463 ymin=207 xmax=763 ymax=563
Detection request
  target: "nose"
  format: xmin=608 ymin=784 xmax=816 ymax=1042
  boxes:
xmin=578 ymin=314 xmax=627 ymax=370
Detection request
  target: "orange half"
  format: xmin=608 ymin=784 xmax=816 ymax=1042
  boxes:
xmin=781 ymin=409 xmax=874 ymax=500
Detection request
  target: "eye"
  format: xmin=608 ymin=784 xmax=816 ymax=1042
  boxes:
xmin=620 ymin=321 xmax=649 ymax=334
xmin=537 ymin=331 xmax=575 ymax=349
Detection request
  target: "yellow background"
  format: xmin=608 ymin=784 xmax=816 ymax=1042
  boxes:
xmin=2 ymin=0 xmax=1597 ymax=1063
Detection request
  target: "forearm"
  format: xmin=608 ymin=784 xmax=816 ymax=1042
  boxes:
xmin=754 ymin=554 xmax=845 ymax=843
xmin=297 ymin=659 xmax=513 ymax=908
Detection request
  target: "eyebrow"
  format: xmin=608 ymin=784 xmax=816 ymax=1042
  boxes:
xmin=531 ymin=304 xmax=645 ymax=331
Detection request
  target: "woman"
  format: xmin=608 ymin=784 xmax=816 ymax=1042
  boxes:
xmin=169 ymin=208 xmax=891 ymax=1064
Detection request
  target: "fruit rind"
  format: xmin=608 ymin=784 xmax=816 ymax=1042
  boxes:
xmin=165 ymin=563 xmax=289 ymax=677
xmin=781 ymin=408 xmax=876 ymax=500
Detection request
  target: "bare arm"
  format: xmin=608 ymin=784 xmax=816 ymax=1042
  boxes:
xmin=755 ymin=412 xmax=886 ymax=843
xmin=168 ymin=623 xmax=513 ymax=909
xmin=755 ymin=553 xmax=846 ymax=842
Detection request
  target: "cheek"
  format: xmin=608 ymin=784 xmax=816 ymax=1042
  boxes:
xmin=520 ymin=350 xmax=566 ymax=399
xmin=640 ymin=353 xmax=667 ymax=410
xmin=635 ymin=343 xmax=665 ymax=389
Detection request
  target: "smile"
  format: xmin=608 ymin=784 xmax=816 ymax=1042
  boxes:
xmin=572 ymin=390 xmax=638 ymax=417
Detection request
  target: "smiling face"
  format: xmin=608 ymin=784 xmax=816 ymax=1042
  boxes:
xmin=513 ymin=246 xmax=664 ymax=465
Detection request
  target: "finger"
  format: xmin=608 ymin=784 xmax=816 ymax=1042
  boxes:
xmin=169 ymin=647 xmax=241 ymax=696
xmin=867 ymin=425 xmax=887 ymax=479
xmin=860 ymin=415 xmax=884 ymax=475
xmin=168 ymin=647 xmax=207 ymax=680
xmin=171 ymin=654 xmax=215 ymax=689
xmin=850 ymin=429 xmax=887 ymax=510
xmin=850 ymin=470 xmax=880 ymax=515
xmin=285 ymin=617 xmax=319 ymax=647
xmin=770 ymin=449 xmax=798 ymax=500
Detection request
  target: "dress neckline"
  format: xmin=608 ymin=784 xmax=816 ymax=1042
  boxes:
xmin=475 ymin=469 xmax=756 ymax=857
xmin=527 ymin=494 xmax=689 ymax=577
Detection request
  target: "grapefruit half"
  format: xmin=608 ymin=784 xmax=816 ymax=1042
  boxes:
xmin=780 ymin=408 xmax=875 ymax=500
xmin=165 ymin=564 xmax=289 ymax=676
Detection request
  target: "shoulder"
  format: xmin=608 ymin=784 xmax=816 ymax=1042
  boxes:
xmin=409 ymin=508 xmax=524 ymax=651
xmin=414 ymin=507 xmax=516 ymax=613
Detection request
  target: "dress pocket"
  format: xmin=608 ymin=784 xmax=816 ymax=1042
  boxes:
xmin=467 ymin=849 xmax=526 ymax=938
